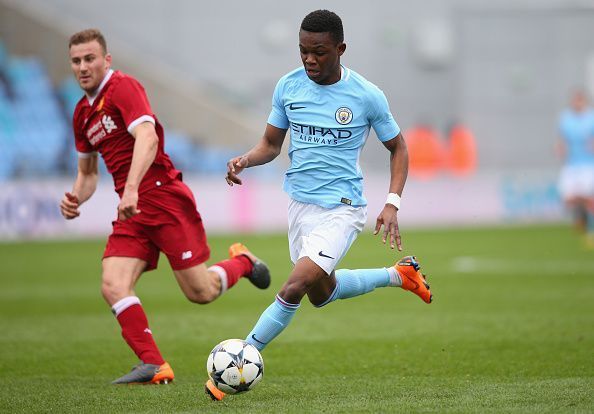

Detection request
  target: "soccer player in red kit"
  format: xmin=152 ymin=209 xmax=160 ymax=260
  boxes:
xmin=60 ymin=29 xmax=271 ymax=385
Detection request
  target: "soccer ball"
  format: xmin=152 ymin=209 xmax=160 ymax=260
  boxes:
xmin=206 ymin=339 xmax=264 ymax=394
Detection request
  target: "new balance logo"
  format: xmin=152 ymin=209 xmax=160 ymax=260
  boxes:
xmin=144 ymin=328 xmax=152 ymax=335
xmin=182 ymin=251 xmax=192 ymax=260
xmin=102 ymin=115 xmax=117 ymax=133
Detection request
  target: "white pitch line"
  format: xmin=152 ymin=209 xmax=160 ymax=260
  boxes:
xmin=450 ymin=256 xmax=594 ymax=275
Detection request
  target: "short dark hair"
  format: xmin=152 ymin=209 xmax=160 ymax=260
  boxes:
xmin=300 ymin=10 xmax=344 ymax=44
xmin=69 ymin=29 xmax=107 ymax=55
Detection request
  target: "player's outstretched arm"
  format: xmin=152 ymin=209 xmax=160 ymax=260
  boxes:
xmin=225 ymin=124 xmax=287 ymax=186
xmin=118 ymin=121 xmax=158 ymax=221
xmin=60 ymin=154 xmax=99 ymax=219
xmin=374 ymin=133 xmax=408 ymax=250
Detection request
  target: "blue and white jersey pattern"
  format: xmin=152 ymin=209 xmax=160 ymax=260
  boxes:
xmin=267 ymin=66 xmax=400 ymax=208
xmin=559 ymin=109 xmax=594 ymax=166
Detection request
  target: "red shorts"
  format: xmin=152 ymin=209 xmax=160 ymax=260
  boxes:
xmin=103 ymin=179 xmax=211 ymax=271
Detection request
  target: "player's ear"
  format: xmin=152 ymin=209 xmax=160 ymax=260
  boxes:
xmin=337 ymin=42 xmax=346 ymax=57
xmin=105 ymin=53 xmax=112 ymax=68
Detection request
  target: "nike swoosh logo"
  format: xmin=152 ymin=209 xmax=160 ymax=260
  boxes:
xmin=251 ymin=334 xmax=266 ymax=345
xmin=289 ymin=103 xmax=306 ymax=110
xmin=318 ymin=251 xmax=335 ymax=259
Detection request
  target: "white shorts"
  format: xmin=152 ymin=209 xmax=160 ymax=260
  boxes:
xmin=288 ymin=199 xmax=367 ymax=275
xmin=558 ymin=165 xmax=594 ymax=199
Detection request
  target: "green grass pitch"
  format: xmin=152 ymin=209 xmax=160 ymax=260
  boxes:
xmin=1 ymin=224 xmax=593 ymax=413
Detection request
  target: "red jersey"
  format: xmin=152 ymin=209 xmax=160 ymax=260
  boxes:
xmin=73 ymin=70 xmax=181 ymax=197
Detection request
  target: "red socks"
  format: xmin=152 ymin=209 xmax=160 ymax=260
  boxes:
xmin=112 ymin=297 xmax=164 ymax=365
xmin=111 ymin=257 xmax=254 ymax=363
xmin=209 ymin=255 xmax=253 ymax=293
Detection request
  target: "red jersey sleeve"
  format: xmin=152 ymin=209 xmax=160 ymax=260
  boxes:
xmin=73 ymin=106 xmax=94 ymax=155
xmin=111 ymin=76 xmax=156 ymax=135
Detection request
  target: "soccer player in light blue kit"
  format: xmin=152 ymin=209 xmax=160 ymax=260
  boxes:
xmin=206 ymin=9 xmax=433 ymax=400
xmin=557 ymin=89 xmax=594 ymax=246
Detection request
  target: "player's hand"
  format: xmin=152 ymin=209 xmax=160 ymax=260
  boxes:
xmin=118 ymin=189 xmax=141 ymax=221
xmin=60 ymin=192 xmax=80 ymax=220
xmin=225 ymin=155 xmax=249 ymax=186
xmin=374 ymin=204 xmax=402 ymax=251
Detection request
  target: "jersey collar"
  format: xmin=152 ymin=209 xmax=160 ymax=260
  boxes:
xmin=340 ymin=65 xmax=350 ymax=82
xmin=86 ymin=69 xmax=114 ymax=106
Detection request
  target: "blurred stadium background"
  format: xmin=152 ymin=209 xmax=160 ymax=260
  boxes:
xmin=1 ymin=0 xmax=593 ymax=238
xmin=1 ymin=2 xmax=593 ymax=412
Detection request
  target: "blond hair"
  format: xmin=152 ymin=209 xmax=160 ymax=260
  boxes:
xmin=69 ymin=29 xmax=107 ymax=54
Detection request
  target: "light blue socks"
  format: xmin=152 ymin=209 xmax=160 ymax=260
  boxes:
xmin=245 ymin=268 xmax=402 ymax=351
xmin=246 ymin=295 xmax=300 ymax=351
xmin=316 ymin=267 xmax=401 ymax=307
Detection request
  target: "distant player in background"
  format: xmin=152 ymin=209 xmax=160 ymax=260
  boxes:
xmin=60 ymin=29 xmax=271 ymax=385
xmin=206 ymin=10 xmax=432 ymax=400
xmin=556 ymin=89 xmax=594 ymax=245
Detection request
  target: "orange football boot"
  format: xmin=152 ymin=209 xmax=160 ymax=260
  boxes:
xmin=395 ymin=256 xmax=433 ymax=304
xmin=111 ymin=361 xmax=174 ymax=384
xmin=205 ymin=379 xmax=226 ymax=401
xmin=229 ymin=243 xmax=271 ymax=289
xmin=150 ymin=362 xmax=174 ymax=384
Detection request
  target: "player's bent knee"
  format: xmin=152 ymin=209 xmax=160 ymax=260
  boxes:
xmin=101 ymin=278 xmax=130 ymax=305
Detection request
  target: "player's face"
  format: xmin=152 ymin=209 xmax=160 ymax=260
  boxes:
xmin=299 ymin=30 xmax=346 ymax=85
xmin=69 ymin=40 xmax=112 ymax=95
xmin=571 ymin=92 xmax=587 ymax=112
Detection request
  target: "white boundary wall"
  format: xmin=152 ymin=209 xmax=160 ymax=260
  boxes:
xmin=0 ymin=171 xmax=563 ymax=241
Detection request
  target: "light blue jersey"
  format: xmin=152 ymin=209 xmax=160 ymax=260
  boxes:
xmin=267 ymin=66 xmax=400 ymax=208
xmin=559 ymin=109 xmax=594 ymax=166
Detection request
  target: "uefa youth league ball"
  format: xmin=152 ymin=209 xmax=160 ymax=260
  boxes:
xmin=206 ymin=339 xmax=264 ymax=394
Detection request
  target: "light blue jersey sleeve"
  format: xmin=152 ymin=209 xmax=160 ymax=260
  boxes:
xmin=267 ymin=78 xmax=289 ymax=129
xmin=368 ymin=86 xmax=400 ymax=142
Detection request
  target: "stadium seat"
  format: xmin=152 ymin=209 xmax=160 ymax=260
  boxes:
xmin=59 ymin=77 xmax=82 ymax=117
xmin=0 ymin=39 xmax=8 ymax=71
xmin=446 ymin=123 xmax=477 ymax=176
xmin=0 ymin=44 xmax=236 ymax=180
xmin=404 ymin=125 xmax=446 ymax=179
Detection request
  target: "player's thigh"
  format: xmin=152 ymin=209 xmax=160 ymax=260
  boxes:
xmin=288 ymin=200 xmax=366 ymax=275
xmin=146 ymin=180 xmax=211 ymax=270
xmin=173 ymin=263 xmax=220 ymax=303
xmin=559 ymin=166 xmax=594 ymax=200
xmin=104 ymin=219 xmax=161 ymax=271
xmin=279 ymin=257 xmax=329 ymax=303
xmin=101 ymin=256 xmax=148 ymax=304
